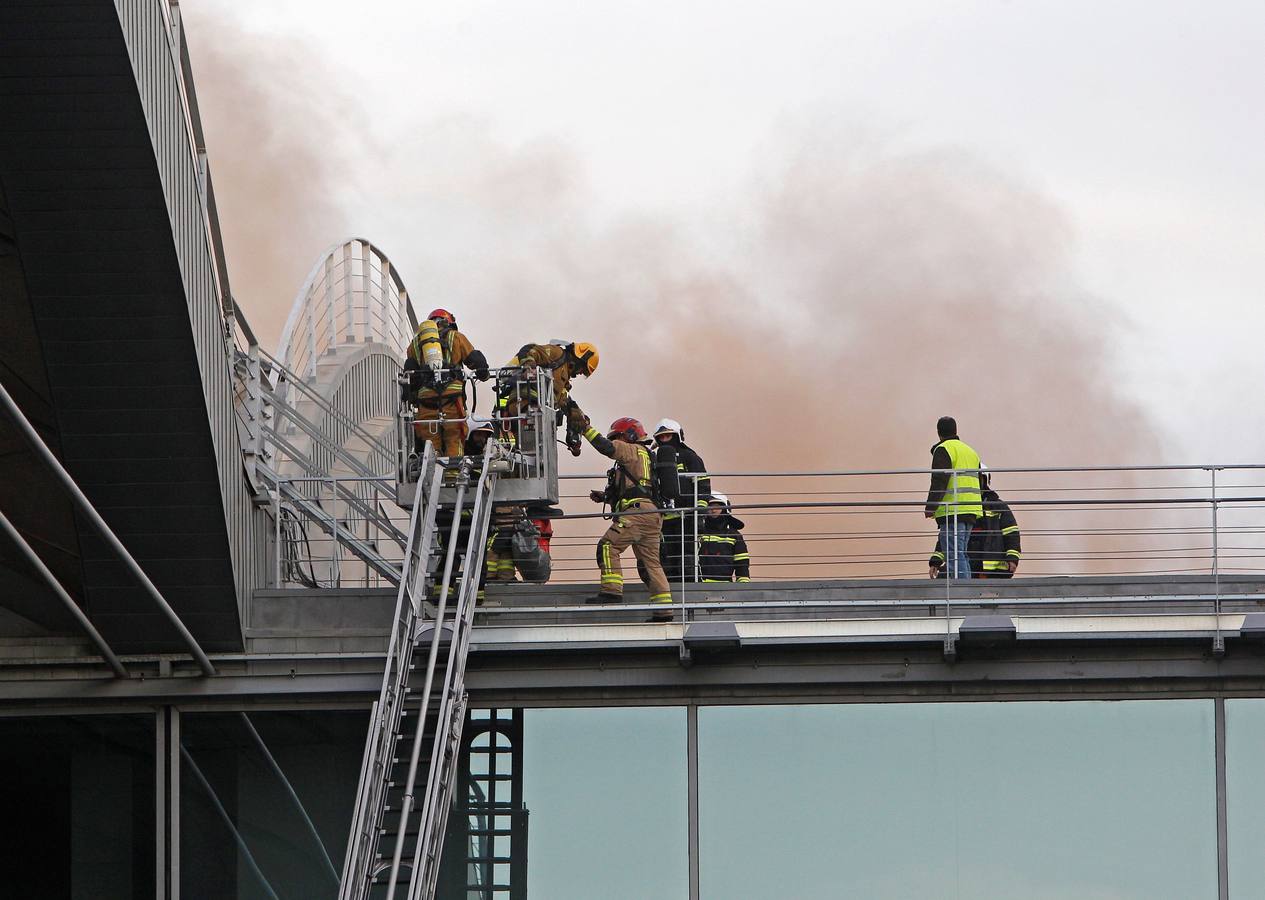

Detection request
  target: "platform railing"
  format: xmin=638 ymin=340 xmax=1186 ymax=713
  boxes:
xmin=396 ymin=366 xmax=559 ymax=506
xmin=515 ymin=463 xmax=1265 ymax=650
xmin=270 ymin=475 xmax=408 ymax=588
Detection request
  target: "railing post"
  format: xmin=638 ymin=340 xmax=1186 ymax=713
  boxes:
xmin=679 ymin=478 xmax=688 ymax=620
xmin=693 ymin=473 xmax=700 ymax=584
xmin=1212 ymin=467 xmax=1224 ymax=655
xmin=330 ymin=477 xmax=342 ymax=589
xmin=943 ymin=467 xmax=957 ymax=660
xmin=273 ymin=485 xmax=282 ymax=588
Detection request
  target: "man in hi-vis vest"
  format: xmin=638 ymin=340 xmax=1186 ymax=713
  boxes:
xmin=924 ymin=416 xmax=983 ymax=579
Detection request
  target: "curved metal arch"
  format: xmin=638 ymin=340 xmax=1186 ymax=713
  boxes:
xmin=277 ymin=237 xmax=420 ymax=382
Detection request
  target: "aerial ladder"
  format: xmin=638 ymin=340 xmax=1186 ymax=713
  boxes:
xmin=339 ymin=367 xmax=559 ymax=900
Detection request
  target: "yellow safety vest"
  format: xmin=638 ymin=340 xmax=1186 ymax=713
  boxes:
xmin=933 ymin=438 xmax=983 ymax=519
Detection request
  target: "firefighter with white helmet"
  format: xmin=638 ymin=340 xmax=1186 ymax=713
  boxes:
xmin=652 ymin=418 xmax=710 ymax=581
xmin=698 ymin=492 xmax=751 ymax=583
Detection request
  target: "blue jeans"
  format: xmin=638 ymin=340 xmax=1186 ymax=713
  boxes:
xmin=938 ymin=518 xmax=973 ymax=579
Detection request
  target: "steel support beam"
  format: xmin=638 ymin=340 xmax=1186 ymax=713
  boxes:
xmin=0 ymin=508 xmax=127 ymax=678
xmin=1216 ymin=697 xmax=1230 ymax=900
xmin=0 ymin=379 xmax=216 ymax=675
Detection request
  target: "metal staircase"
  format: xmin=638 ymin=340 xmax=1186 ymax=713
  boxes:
xmin=339 ymin=439 xmax=505 ymax=900
xmin=234 ymin=342 xmax=410 ymax=586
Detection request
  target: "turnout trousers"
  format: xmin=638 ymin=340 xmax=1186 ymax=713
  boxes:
xmin=660 ymin=512 xmax=700 ymax=582
xmin=596 ymin=500 xmax=672 ymax=605
xmin=414 ymin=396 xmax=467 ymax=458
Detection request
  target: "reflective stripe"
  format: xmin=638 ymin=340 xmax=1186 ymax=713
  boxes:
xmin=736 ymin=577 xmax=750 ymax=583
xmin=649 ymin=592 xmax=672 ymax=604
xmin=733 ymin=553 xmax=750 ymax=561
xmin=700 ymin=535 xmax=736 ymax=544
xmin=1002 ymin=526 xmax=1020 ymax=535
xmin=1006 ymin=550 xmax=1021 ymax=558
xmin=584 ymin=426 xmax=599 ymax=440
xmin=636 ymin=446 xmax=652 ymax=484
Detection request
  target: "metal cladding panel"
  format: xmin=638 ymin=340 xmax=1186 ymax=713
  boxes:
xmin=111 ymin=0 xmax=269 ymax=633
xmin=0 ymin=0 xmax=266 ymax=651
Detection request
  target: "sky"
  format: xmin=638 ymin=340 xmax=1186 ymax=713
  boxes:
xmin=181 ymin=0 xmax=1265 ymax=466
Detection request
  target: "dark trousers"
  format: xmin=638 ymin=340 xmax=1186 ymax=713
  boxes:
xmin=660 ymin=514 xmax=698 ymax=582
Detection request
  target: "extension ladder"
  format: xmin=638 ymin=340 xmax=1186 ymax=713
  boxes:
xmin=339 ymin=441 xmax=502 ymax=900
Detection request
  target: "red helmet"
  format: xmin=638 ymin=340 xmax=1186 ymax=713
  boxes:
xmin=607 ymin=417 xmax=647 ymax=443
xmin=428 ymin=308 xmax=456 ymax=326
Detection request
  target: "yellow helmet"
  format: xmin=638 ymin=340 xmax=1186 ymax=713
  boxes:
xmin=572 ymin=342 xmax=599 ymax=377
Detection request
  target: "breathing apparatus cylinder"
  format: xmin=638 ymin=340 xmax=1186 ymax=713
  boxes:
xmin=416 ymin=319 xmax=444 ymax=373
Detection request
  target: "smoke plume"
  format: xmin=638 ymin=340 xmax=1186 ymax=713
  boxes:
xmin=184 ymin=12 xmax=1208 ymax=581
xmin=182 ymin=16 xmax=358 ymax=341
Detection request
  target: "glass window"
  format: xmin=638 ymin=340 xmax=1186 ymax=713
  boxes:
xmin=0 ymin=714 xmax=154 ymax=899
xmin=521 ymin=707 xmax=688 ymax=900
xmin=699 ymin=700 xmax=1216 ymax=899
xmin=1226 ymin=699 xmax=1265 ymax=898
xmin=180 ymin=709 xmax=368 ymax=900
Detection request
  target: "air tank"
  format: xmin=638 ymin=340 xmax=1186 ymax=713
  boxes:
xmin=416 ymin=319 xmax=444 ymax=371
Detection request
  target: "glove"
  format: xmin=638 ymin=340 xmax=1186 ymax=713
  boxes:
xmin=589 ymin=490 xmax=605 ymax=504
xmin=566 ymin=404 xmax=588 ymax=432
xmin=475 ymin=367 xmax=490 ymax=382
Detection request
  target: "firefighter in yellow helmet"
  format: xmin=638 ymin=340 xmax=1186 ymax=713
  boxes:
xmin=403 ymin=308 xmax=490 ymax=458
xmin=497 ymin=341 xmax=598 ymax=455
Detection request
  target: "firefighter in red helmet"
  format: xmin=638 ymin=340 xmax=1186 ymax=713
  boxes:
xmin=403 ymin=308 xmax=490 ymax=458
xmin=576 ymin=412 xmax=674 ymax=622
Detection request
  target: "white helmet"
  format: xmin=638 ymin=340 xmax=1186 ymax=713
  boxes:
xmin=708 ymin=492 xmax=730 ymax=510
xmin=653 ymin=417 xmax=683 ymax=440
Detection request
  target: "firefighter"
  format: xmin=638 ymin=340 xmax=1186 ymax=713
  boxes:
xmin=579 ymin=414 xmax=673 ymax=622
xmin=484 ymin=506 xmax=521 ymax=584
xmin=404 ymin=308 xmax=490 ymax=458
xmin=463 ymin=420 xmax=496 ymax=457
xmin=924 ymin=416 xmax=983 ymax=579
xmin=698 ymin=493 xmax=751 ymax=583
xmin=431 ymin=504 xmax=484 ymax=602
xmin=929 ymin=474 xmax=1021 ymax=578
xmin=652 ymin=418 xmax=711 ymax=582
xmin=498 ymin=341 xmax=599 ymax=455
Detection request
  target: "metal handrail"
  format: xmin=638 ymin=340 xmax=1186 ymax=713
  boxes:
xmin=258 ymin=346 xmax=396 ymax=469
xmin=560 ymin=463 xmax=1265 ymax=479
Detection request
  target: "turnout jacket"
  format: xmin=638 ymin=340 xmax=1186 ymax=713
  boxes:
xmin=698 ymin=513 xmax=751 ymax=582
xmin=508 ymin=343 xmax=576 ymax=408
xmin=654 ymin=435 xmax=711 ymax=511
xmin=930 ymin=490 xmax=1021 ymax=575
xmin=583 ymin=427 xmax=657 ymax=512
xmin=403 ymin=326 xmax=487 ymax=404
